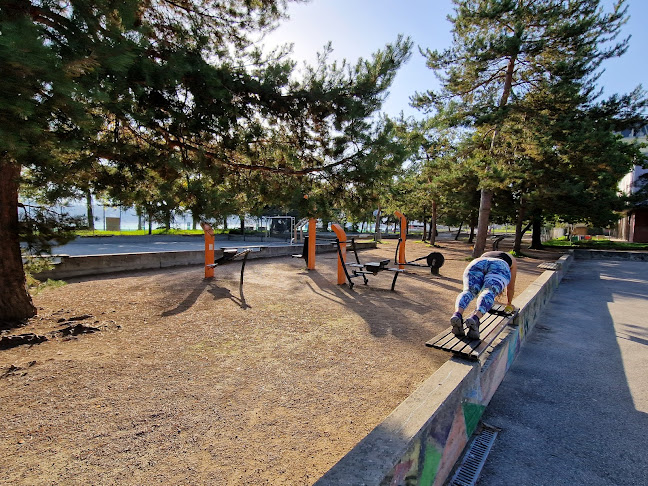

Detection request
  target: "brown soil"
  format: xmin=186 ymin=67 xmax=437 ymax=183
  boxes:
xmin=0 ymin=239 xmax=563 ymax=485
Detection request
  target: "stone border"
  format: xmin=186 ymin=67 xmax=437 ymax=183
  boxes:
xmin=314 ymin=252 xmax=574 ymax=486
xmin=32 ymin=241 xmax=376 ymax=280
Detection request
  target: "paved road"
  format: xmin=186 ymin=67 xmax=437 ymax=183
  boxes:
xmin=477 ymin=258 xmax=648 ymax=485
xmin=50 ymin=235 xmax=297 ymax=256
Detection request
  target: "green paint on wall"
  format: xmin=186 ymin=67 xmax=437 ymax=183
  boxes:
xmin=419 ymin=445 xmax=442 ymax=486
xmin=463 ymin=401 xmax=486 ymax=437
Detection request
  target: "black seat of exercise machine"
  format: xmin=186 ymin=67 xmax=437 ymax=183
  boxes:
xmin=363 ymin=259 xmax=390 ymax=273
xmin=292 ymin=236 xmax=309 ymax=259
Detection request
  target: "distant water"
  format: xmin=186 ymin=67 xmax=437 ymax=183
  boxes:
xmin=37 ymin=203 xmax=248 ymax=231
xmin=28 ymin=200 xmax=400 ymax=233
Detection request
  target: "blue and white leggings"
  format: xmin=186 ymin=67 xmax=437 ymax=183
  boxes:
xmin=456 ymin=258 xmax=511 ymax=315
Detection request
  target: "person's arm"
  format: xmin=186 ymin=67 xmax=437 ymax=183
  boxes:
xmin=506 ymin=257 xmax=517 ymax=305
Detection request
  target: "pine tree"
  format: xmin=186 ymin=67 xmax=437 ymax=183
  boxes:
xmin=0 ymin=1 xmax=411 ymax=321
xmin=414 ymin=0 xmax=632 ymax=256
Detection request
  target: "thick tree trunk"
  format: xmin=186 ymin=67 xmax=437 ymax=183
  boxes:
xmin=85 ymin=189 xmax=94 ymax=231
xmin=530 ymin=211 xmax=544 ymax=250
xmin=0 ymin=160 xmax=37 ymax=321
xmin=473 ymin=54 xmax=517 ymax=257
xmin=472 ymin=189 xmax=492 ymax=257
xmin=239 ymin=215 xmax=245 ymax=234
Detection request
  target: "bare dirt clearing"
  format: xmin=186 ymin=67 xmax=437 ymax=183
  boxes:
xmin=1 ymin=239 xmax=562 ymax=485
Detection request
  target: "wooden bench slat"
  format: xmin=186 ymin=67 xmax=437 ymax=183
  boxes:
xmin=425 ymin=304 xmax=517 ymax=361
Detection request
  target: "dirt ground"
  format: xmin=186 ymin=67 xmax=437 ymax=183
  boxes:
xmin=0 ymin=238 xmax=565 ymax=485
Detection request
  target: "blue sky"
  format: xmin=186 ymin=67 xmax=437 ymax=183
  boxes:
xmin=264 ymin=0 xmax=648 ymax=119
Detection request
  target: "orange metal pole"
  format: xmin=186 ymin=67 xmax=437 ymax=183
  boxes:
xmin=331 ymin=223 xmax=347 ymax=285
xmin=201 ymin=222 xmax=215 ymax=278
xmin=307 ymin=218 xmax=316 ymax=270
xmin=394 ymin=210 xmax=407 ymax=269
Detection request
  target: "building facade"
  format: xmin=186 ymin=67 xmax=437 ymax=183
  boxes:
xmin=618 ymin=126 xmax=648 ymax=242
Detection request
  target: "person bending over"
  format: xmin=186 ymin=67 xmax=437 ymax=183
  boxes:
xmin=450 ymin=250 xmax=517 ymax=340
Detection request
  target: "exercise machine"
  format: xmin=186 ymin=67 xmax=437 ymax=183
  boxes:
xmin=331 ymin=223 xmax=402 ymax=290
xmin=394 ymin=211 xmax=445 ymax=275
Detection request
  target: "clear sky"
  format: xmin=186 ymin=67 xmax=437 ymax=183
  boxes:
xmin=263 ymin=0 xmax=648 ymax=119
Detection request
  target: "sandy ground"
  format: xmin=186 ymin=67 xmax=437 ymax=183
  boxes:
xmin=0 ymin=238 xmax=564 ymax=485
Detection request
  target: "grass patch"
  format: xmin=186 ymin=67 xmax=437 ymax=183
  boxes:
xmin=30 ymin=278 xmax=66 ymax=295
xmin=544 ymin=238 xmax=648 ymax=251
xmin=76 ymin=229 xmax=210 ymax=237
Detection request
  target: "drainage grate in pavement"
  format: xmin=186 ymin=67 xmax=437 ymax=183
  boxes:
xmin=449 ymin=424 xmax=499 ymax=486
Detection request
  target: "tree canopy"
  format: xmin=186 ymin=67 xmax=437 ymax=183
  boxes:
xmin=0 ymin=0 xmax=412 ymax=321
xmin=413 ymin=0 xmax=646 ymax=255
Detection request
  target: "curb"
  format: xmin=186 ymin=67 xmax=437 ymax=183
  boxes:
xmin=314 ymin=252 xmax=574 ymax=486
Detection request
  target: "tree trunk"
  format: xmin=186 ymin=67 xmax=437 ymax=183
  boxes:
xmin=165 ymin=210 xmax=172 ymax=231
xmin=147 ymin=210 xmax=153 ymax=235
xmin=85 ymin=189 xmax=94 ymax=231
xmin=454 ymin=222 xmax=463 ymax=241
xmin=513 ymin=197 xmax=526 ymax=254
xmin=430 ymin=200 xmax=438 ymax=246
xmin=468 ymin=224 xmax=475 ymax=244
xmin=374 ymin=206 xmax=382 ymax=241
xmin=239 ymin=215 xmax=245 ymax=234
xmin=530 ymin=211 xmax=544 ymax=250
xmin=472 ymin=189 xmax=492 ymax=257
xmin=473 ymin=54 xmax=517 ymax=257
xmin=0 ymin=160 xmax=37 ymax=321
xmin=422 ymin=215 xmax=427 ymax=243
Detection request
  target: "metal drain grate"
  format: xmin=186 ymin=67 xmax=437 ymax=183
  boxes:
xmin=449 ymin=425 xmax=499 ymax=486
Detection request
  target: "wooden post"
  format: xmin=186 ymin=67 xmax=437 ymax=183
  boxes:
xmin=307 ymin=218 xmax=316 ymax=270
xmin=331 ymin=223 xmax=347 ymax=285
xmin=394 ymin=210 xmax=407 ymax=269
xmin=201 ymin=222 xmax=215 ymax=278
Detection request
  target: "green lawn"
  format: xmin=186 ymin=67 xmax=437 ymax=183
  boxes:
xmin=544 ymin=238 xmax=648 ymax=251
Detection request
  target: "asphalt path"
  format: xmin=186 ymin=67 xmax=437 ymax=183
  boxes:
xmin=50 ymin=235 xmax=298 ymax=256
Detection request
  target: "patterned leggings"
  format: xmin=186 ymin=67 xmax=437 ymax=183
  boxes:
xmin=456 ymin=258 xmax=511 ymax=315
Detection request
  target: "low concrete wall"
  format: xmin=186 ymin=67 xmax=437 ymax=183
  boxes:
xmin=315 ymin=252 xmax=574 ymax=486
xmin=34 ymin=241 xmax=376 ymax=280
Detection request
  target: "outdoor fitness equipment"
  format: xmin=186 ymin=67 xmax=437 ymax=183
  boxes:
xmin=331 ymin=223 xmax=402 ymax=290
xmin=291 ymin=218 xmax=317 ymax=270
xmin=393 ymin=211 xmax=445 ymax=275
xmin=201 ymin=222 xmax=260 ymax=285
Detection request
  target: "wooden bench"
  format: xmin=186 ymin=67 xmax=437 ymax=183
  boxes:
xmin=425 ymin=304 xmax=518 ymax=361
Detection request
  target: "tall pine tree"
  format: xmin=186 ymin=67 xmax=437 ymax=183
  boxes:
xmin=414 ymin=0 xmax=631 ymax=256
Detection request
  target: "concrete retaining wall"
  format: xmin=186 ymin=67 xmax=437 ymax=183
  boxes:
xmin=315 ymin=252 xmax=574 ymax=486
xmin=33 ymin=241 xmax=376 ymax=280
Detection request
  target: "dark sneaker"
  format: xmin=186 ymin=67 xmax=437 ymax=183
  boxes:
xmin=465 ymin=315 xmax=480 ymax=340
xmin=451 ymin=314 xmax=465 ymax=337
